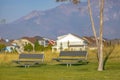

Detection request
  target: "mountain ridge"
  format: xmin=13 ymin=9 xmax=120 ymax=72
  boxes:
xmin=0 ymin=0 xmax=120 ymax=39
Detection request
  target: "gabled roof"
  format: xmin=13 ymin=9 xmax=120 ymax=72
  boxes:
xmin=57 ymin=33 xmax=84 ymax=42
xmin=82 ymin=36 xmax=95 ymax=44
xmin=83 ymin=36 xmax=107 ymax=44
xmin=57 ymin=34 xmax=67 ymax=40
xmin=34 ymin=36 xmax=44 ymax=40
xmin=70 ymin=33 xmax=82 ymax=39
xmin=0 ymin=38 xmax=13 ymax=46
xmin=0 ymin=38 xmax=5 ymax=43
xmin=21 ymin=37 xmax=37 ymax=43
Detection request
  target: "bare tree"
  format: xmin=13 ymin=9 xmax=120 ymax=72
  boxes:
xmin=87 ymin=0 xmax=99 ymax=61
xmin=98 ymin=0 xmax=104 ymax=71
xmin=56 ymin=0 xmax=105 ymax=71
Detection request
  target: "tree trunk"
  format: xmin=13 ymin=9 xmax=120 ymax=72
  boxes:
xmin=98 ymin=0 xmax=104 ymax=71
xmin=88 ymin=0 xmax=99 ymax=61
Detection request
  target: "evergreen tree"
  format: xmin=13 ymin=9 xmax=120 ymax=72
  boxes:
xmin=34 ymin=41 xmax=44 ymax=52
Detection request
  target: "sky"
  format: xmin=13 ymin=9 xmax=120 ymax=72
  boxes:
xmin=0 ymin=0 xmax=87 ymax=23
xmin=0 ymin=0 xmax=62 ymax=23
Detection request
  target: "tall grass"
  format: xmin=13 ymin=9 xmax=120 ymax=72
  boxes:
xmin=0 ymin=50 xmax=59 ymax=65
xmin=0 ymin=53 xmax=18 ymax=66
xmin=0 ymin=45 xmax=120 ymax=65
xmin=0 ymin=46 xmax=120 ymax=80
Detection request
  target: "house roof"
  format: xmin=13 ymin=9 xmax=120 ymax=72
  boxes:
xmin=58 ymin=33 xmax=82 ymax=39
xmin=82 ymin=36 xmax=95 ymax=44
xmin=0 ymin=38 xmax=13 ymax=46
xmin=57 ymin=33 xmax=83 ymax=42
xmin=21 ymin=37 xmax=37 ymax=43
xmin=57 ymin=34 xmax=68 ymax=40
xmin=83 ymin=36 xmax=107 ymax=44
xmin=0 ymin=38 xmax=5 ymax=43
xmin=34 ymin=36 xmax=44 ymax=40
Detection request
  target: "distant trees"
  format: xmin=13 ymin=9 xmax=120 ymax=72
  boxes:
xmin=34 ymin=40 xmax=52 ymax=51
xmin=0 ymin=44 xmax=6 ymax=52
xmin=24 ymin=43 xmax=33 ymax=52
xmin=34 ymin=41 xmax=44 ymax=52
xmin=24 ymin=40 xmax=52 ymax=52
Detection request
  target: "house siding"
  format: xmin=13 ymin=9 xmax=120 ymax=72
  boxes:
xmin=52 ymin=33 xmax=87 ymax=52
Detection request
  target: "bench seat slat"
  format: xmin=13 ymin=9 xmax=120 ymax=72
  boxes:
xmin=14 ymin=60 xmax=43 ymax=62
xmin=19 ymin=54 xmax=44 ymax=59
xmin=13 ymin=53 xmax=44 ymax=67
xmin=53 ymin=51 xmax=88 ymax=66
xmin=53 ymin=58 xmax=85 ymax=60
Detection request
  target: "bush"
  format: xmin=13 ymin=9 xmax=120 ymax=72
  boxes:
xmin=0 ymin=44 xmax=6 ymax=52
xmin=24 ymin=43 xmax=33 ymax=52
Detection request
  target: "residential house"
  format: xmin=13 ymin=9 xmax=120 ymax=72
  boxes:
xmin=12 ymin=36 xmax=55 ymax=53
xmin=83 ymin=36 xmax=107 ymax=50
xmin=34 ymin=36 xmax=48 ymax=47
xmin=52 ymin=33 xmax=87 ymax=52
xmin=5 ymin=46 xmax=15 ymax=52
xmin=0 ymin=38 xmax=15 ymax=52
xmin=12 ymin=37 xmax=36 ymax=53
xmin=34 ymin=36 xmax=55 ymax=47
xmin=82 ymin=36 xmax=97 ymax=50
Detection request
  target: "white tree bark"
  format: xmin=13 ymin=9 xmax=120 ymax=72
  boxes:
xmin=88 ymin=0 xmax=99 ymax=61
xmin=98 ymin=0 xmax=104 ymax=71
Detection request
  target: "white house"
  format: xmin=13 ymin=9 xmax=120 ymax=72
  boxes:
xmin=5 ymin=46 xmax=15 ymax=52
xmin=52 ymin=33 xmax=87 ymax=52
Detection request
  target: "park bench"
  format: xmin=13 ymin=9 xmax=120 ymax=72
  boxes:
xmin=13 ymin=53 xmax=44 ymax=68
xmin=53 ymin=51 xmax=88 ymax=67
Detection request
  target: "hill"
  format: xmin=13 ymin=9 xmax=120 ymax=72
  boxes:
xmin=0 ymin=0 xmax=120 ymax=39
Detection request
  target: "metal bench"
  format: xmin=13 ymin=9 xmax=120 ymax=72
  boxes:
xmin=53 ymin=51 xmax=88 ymax=67
xmin=13 ymin=53 xmax=44 ymax=68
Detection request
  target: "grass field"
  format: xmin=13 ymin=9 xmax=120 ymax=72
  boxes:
xmin=0 ymin=45 xmax=120 ymax=80
xmin=0 ymin=62 xmax=120 ymax=80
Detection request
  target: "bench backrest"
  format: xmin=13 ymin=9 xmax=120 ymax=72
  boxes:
xmin=59 ymin=51 xmax=88 ymax=59
xmin=19 ymin=54 xmax=44 ymax=60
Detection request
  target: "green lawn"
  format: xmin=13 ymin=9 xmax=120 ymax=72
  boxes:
xmin=0 ymin=62 xmax=120 ymax=80
xmin=0 ymin=45 xmax=120 ymax=80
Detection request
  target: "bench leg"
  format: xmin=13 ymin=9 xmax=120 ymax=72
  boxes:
xmin=67 ymin=64 xmax=72 ymax=67
xmin=25 ymin=65 xmax=30 ymax=68
xmin=28 ymin=65 xmax=30 ymax=68
xmin=70 ymin=64 xmax=71 ymax=67
xmin=25 ymin=65 xmax=27 ymax=68
xmin=67 ymin=64 xmax=69 ymax=67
